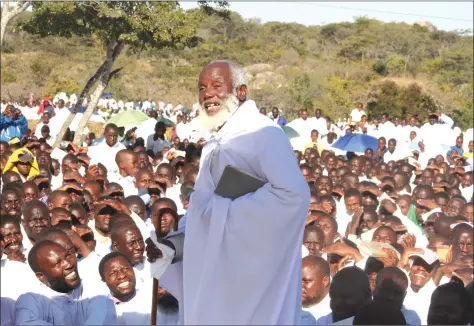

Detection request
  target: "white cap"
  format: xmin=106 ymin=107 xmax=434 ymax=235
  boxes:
xmin=409 ymin=248 xmax=439 ymax=266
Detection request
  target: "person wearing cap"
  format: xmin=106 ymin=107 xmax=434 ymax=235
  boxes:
xmin=402 ymin=249 xmax=440 ymax=325
xmin=2 ymin=148 xmax=40 ymax=182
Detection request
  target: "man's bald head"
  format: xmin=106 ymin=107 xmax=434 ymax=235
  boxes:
xmin=2 ymin=170 xmax=22 ymax=185
xmin=374 ymin=267 xmax=408 ymax=309
xmin=303 ymin=255 xmax=331 ymax=277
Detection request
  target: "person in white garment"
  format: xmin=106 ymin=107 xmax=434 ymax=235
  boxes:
xmin=349 ymin=103 xmax=365 ymax=124
xmin=403 ymin=253 xmax=439 ymax=325
xmin=15 ymin=240 xmax=117 ymax=325
xmin=175 ymin=113 xmax=193 ymax=141
xmin=309 ymin=109 xmax=328 ymax=138
xmin=108 ymin=149 xmax=139 ymax=197
xmin=146 ymin=60 xmax=310 ymax=324
xmin=300 ymin=255 xmax=332 ymax=324
xmin=88 ymin=123 xmax=126 ymax=175
xmin=34 ymin=112 xmax=52 ymax=139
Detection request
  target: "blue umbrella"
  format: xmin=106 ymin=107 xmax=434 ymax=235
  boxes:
xmin=332 ymin=133 xmax=378 ymax=153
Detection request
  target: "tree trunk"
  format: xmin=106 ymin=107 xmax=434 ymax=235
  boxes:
xmin=1 ymin=1 xmax=30 ymax=46
xmin=72 ymin=41 xmax=125 ymax=146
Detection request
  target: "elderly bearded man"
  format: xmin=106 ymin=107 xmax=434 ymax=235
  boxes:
xmin=147 ymin=60 xmax=310 ymax=324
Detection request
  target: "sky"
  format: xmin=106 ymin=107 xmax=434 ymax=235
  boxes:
xmin=180 ymin=2 xmax=473 ymax=32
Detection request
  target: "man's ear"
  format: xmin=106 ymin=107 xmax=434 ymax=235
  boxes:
xmin=35 ymin=272 xmax=48 ymax=286
xmin=323 ymin=275 xmax=330 ymax=288
xmin=111 ymin=241 xmax=118 ymax=252
xmin=47 ymin=203 xmax=53 ymax=210
xmin=237 ymin=85 xmax=248 ymax=103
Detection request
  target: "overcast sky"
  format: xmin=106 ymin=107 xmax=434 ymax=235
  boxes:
xmin=180 ymin=2 xmax=473 ymax=32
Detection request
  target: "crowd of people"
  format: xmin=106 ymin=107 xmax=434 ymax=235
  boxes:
xmin=0 ymin=59 xmax=473 ymax=326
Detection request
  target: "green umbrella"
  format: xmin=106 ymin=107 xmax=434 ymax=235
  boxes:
xmin=282 ymin=125 xmax=300 ymax=139
xmin=107 ymin=110 xmax=149 ymax=127
xmin=157 ymin=116 xmax=175 ymax=126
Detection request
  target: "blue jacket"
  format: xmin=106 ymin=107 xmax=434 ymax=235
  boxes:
xmin=0 ymin=113 xmax=28 ymax=142
xmin=271 ymin=115 xmax=288 ymax=127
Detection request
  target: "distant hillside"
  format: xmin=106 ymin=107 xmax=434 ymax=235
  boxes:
xmin=1 ymin=11 xmax=472 ymax=128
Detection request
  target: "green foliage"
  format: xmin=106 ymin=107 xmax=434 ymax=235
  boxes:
xmin=43 ymin=77 xmax=82 ymax=98
xmin=367 ymin=81 xmax=437 ymax=120
xmin=288 ymin=73 xmax=314 ymax=111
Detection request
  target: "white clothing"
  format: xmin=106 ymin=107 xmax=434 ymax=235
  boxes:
xmin=112 ymin=288 xmax=150 ymax=325
xmin=15 ymin=283 xmax=116 ymax=325
xmin=136 ymin=118 xmax=157 ymax=141
xmin=88 ymin=140 xmax=126 ymax=175
xmin=174 ymin=100 xmax=310 ymax=324
xmin=175 ymin=122 xmax=193 ymax=141
xmin=309 ymin=117 xmax=328 ymax=137
xmin=461 ymin=184 xmax=473 ymax=202
xmin=108 ymin=173 xmax=138 ymax=198
xmin=404 ymin=280 xmax=437 ymax=325
xmin=302 ymin=292 xmax=331 ymax=322
xmin=289 ymin=118 xmax=313 ymax=139
xmin=350 ymin=109 xmax=366 ymax=123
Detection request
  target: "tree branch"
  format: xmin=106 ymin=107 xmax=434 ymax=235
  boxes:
xmin=107 ymin=67 xmax=123 ymax=83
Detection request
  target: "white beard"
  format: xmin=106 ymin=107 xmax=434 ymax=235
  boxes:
xmin=197 ymin=94 xmax=239 ymax=132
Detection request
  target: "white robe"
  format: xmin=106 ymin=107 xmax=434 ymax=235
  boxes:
xmin=174 ymin=100 xmax=310 ymax=324
xmin=15 ymin=282 xmax=116 ymax=325
xmin=404 ymin=280 xmax=437 ymax=325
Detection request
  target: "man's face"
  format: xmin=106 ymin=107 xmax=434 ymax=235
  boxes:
xmin=135 ymin=170 xmax=154 ymax=189
xmin=103 ymin=256 xmax=136 ymax=301
xmin=0 ymin=222 xmax=23 ymax=255
xmin=156 ymin=166 xmax=173 ymax=183
xmin=58 ymin=100 xmax=65 ymax=109
xmin=302 ymin=264 xmax=326 ymax=308
xmin=129 ymin=203 xmax=146 ymax=221
xmin=381 ymin=115 xmax=388 ymax=123
xmin=409 ymin=117 xmax=416 ymax=126
xmin=350 ymin=158 xmax=362 ymax=176
xmin=388 ymin=140 xmax=396 ymax=153
xmin=364 ymin=149 xmax=373 ymax=159
xmin=42 ymin=113 xmax=50 ymax=124
xmin=23 ymin=205 xmax=51 ymax=241
xmin=41 ymin=128 xmax=50 ymax=139
xmin=37 ymin=244 xmax=80 ymax=293
xmin=378 ymin=138 xmax=386 ymax=149
xmin=23 ymin=185 xmax=39 ymax=202
xmin=429 ymin=116 xmax=437 ymax=125
xmin=17 ymin=161 xmax=31 ymax=176
xmin=462 ymin=174 xmax=473 ymax=188
xmin=104 ymin=128 xmax=118 ymax=147
xmin=327 ymin=157 xmax=337 ymax=171
xmin=94 ymin=205 xmax=114 ymax=234
xmin=409 ymin=259 xmax=433 ymax=290
xmin=345 ymin=196 xmax=361 ymax=215
xmin=1 ymin=190 xmax=21 ymax=216
xmin=0 ymin=143 xmax=8 ymax=156
xmin=113 ymin=226 xmax=145 ymax=265
xmin=456 ymin=137 xmax=463 ymax=148
xmin=451 ymin=228 xmax=473 ymax=260
xmin=301 ymin=111 xmax=308 ymax=120
xmin=316 ymin=217 xmax=336 ymax=247
xmin=447 ymin=199 xmax=464 ymax=217
xmin=272 ymin=108 xmax=278 ymax=118
xmin=303 ymin=229 xmax=324 ymax=256
xmin=469 ymin=141 xmax=473 ymax=152
xmin=122 ymin=154 xmax=138 ymax=177
xmin=360 ymin=212 xmax=378 ymax=233
xmin=311 ymin=131 xmax=318 ymax=142
xmin=462 ymin=204 xmax=473 ymax=223
xmin=315 ymin=110 xmax=321 ymax=119
xmin=372 ymin=227 xmax=396 ymax=244
xmin=36 ymin=152 xmax=51 ymax=166
xmin=50 ymin=194 xmax=72 ymax=211
xmin=316 ymin=177 xmax=333 ymax=197
xmin=421 ymin=170 xmax=434 ymax=186
xmin=198 ymin=63 xmax=234 ymax=117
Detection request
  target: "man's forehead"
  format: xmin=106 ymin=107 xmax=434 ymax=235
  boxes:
xmin=199 ymin=62 xmax=231 ymax=82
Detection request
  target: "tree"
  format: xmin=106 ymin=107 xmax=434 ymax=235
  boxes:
xmin=21 ymin=1 xmax=228 ymax=146
xmin=1 ymin=0 xmax=30 ymax=46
